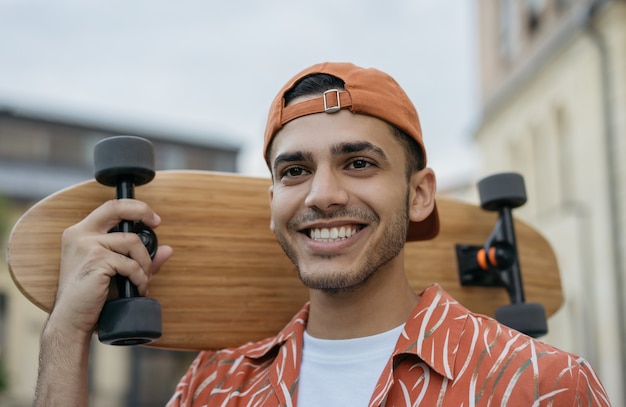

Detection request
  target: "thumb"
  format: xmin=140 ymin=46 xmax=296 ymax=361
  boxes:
xmin=151 ymin=245 xmax=174 ymax=276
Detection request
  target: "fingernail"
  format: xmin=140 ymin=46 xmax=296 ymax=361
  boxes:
xmin=153 ymin=213 xmax=161 ymax=223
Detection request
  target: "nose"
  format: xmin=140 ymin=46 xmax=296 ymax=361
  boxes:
xmin=304 ymin=167 xmax=349 ymax=211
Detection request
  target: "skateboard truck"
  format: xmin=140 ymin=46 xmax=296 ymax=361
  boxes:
xmin=455 ymin=173 xmax=548 ymax=338
xmin=93 ymin=136 xmax=162 ymax=346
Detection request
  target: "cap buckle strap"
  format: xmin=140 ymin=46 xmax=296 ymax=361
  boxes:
xmin=323 ymin=89 xmax=341 ymax=113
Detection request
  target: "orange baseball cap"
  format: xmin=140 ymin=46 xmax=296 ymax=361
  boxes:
xmin=263 ymin=62 xmax=439 ymax=241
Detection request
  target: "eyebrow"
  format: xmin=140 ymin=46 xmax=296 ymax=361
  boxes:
xmin=331 ymin=141 xmax=388 ymax=161
xmin=272 ymin=151 xmax=313 ymax=173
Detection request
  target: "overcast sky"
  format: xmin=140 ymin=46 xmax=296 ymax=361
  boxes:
xmin=0 ymin=0 xmax=478 ymax=188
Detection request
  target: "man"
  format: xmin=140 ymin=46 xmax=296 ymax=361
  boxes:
xmin=35 ymin=62 xmax=610 ymax=406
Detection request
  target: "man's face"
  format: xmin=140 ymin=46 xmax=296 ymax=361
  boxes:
xmin=268 ymin=110 xmax=413 ymax=293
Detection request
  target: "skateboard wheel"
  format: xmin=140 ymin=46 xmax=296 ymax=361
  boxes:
xmin=94 ymin=136 xmax=155 ymax=187
xmin=478 ymin=173 xmax=527 ymax=211
xmin=495 ymin=302 xmax=547 ymax=338
xmin=135 ymin=223 xmax=158 ymax=259
xmin=98 ymin=297 xmax=162 ymax=345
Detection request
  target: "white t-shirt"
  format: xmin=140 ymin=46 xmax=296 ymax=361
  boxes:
xmin=297 ymin=324 xmax=405 ymax=407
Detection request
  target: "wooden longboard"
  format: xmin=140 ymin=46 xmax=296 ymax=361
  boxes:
xmin=7 ymin=170 xmax=562 ymax=350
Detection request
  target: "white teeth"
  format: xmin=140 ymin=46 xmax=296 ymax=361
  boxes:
xmin=330 ymin=228 xmax=339 ymax=239
xmin=309 ymin=226 xmax=358 ymax=241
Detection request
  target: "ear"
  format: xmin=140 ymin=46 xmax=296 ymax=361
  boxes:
xmin=408 ymin=168 xmax=436 ymax=223
xmin=268 ymin=184 xmax=275 ymax=232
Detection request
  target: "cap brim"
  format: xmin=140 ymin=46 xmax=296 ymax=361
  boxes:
xmin=407 ymin=202 xmax=439 ymax=241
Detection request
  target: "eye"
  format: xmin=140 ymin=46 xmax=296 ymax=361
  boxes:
xmin=348 ymin=158 xmax=373 ymax=170
xmin=281 ymin=166 xmax=309 ymax=179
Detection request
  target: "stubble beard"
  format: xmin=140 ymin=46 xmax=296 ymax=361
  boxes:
xmin=273 ymin=194 xmax=410 ymax=294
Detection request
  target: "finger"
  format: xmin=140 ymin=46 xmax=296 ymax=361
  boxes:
xmin=99 ymin=232 xmax=154 ymax=275
xmin=94 ymin=240 xmax=173 ymax=295
xmin=65 ymin=233 xmax=153 ymax=289
xmin=143 ymin=245 xmax=174 ymax=297
xmin=150 ymin=245 xmax=174 ymax=276
xmin=77 ymin=199 xmax=162 ymax=235
xmin=101 ymin=252 xmax=152 ymax=295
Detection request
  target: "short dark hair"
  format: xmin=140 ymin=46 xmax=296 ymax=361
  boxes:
xmin=279 ymin=73 xmax=425 ymax=177
xmin=283 ymin=73 xmax=346 ymax=103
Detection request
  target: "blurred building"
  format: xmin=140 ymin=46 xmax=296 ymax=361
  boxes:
xmin=474 ymin=0 xmax=625 ymax=404
xmin=0 ymin=108 xmax=239 ymax=406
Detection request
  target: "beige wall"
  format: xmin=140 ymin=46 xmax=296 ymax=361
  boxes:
xmin=477 ymin=0 xmax=591 ymax=102
xmin=474 ymin=2 xmax=625 ymax=404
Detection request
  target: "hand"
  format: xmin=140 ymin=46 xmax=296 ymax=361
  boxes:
xmin=49 ymin=198 xmax=174 ymax=339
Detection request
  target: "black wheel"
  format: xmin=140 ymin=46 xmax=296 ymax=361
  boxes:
xmin=94 ymin=135 xmax=155 ymax=187
xmin=495 ymin=302 xmax=547 ymax=338
xmin=98 ymin=297 xmax=162 ymax=345
xmin=478 ymin=172 xmax=527 ymax=211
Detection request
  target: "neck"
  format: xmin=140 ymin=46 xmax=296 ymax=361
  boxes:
xmin=306 ymin=253 xmax=418 ymax=339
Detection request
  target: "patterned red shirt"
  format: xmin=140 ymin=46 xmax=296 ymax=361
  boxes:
xmin=167 ymin=284 xmax=611 ymax=406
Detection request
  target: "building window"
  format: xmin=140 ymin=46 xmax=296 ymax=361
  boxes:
xmin=526 ymin=0 xmax=545 ymax=33
xmin=127 ymin=347 xmax=196 ymax=406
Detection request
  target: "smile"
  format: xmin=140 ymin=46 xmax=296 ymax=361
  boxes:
xmin=308 ymin=225 xmax=360 ymax=241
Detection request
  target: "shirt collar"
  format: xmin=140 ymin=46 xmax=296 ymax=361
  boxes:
xmin=394 ymin=284 xmax=469 ymax=380
xmin=239 ymin=303 xmax=310 ymax=359
xmin=238 ymin=284 xmax=469 ymax=381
